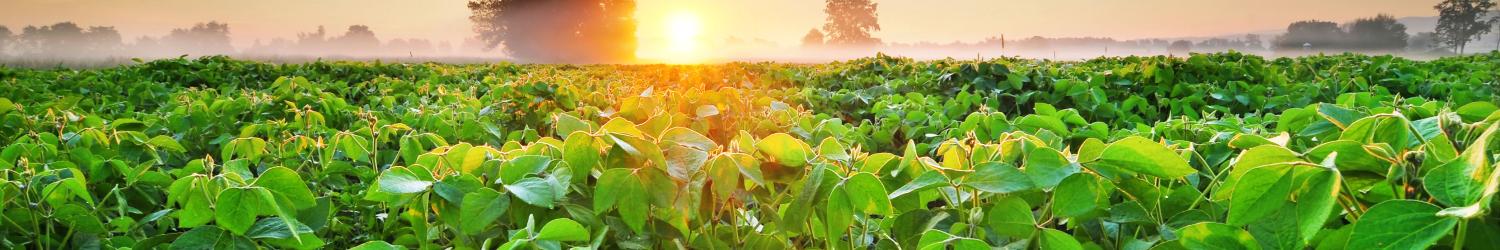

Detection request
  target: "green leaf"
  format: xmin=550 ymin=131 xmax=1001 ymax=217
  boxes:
xmin=460 ymin=187 xmax=509 ymax=235
xmin=1177 ymin=222 xmax=1261 ymax=250
xmin=661 ymin=127 xmax=714 ymax=180
xmin=376 ymin=166 xmax=433 ymax=194
xmin=504 ymin=177 xmax=557 ymax=208
xmin=1424 ymin=123 xmax=1498 ymax=208
xmin=171 ymin=226 xmax=256 ymax=250
xmin=562 ymin=132 xmax=600 ymax=183
xmin=1294 ymin=167 xmax=1341 ymax=245
xmin=890 ymin=170 xmax=948 ymax=199
xmin=595 ymin=169 xmax=648 ymax=233
xmin=256 ymin=167 xmax=316 ymax=211
xmin=756 ymin=133 xmax=812 ymax=168
xmin=817 ymin=137 xmax=851 ymax=161
xmin=962 ymin=162 xmax=1035 ymax=194
xmin=1348 ymin=200 xmax=1457 ymax=249
xmin=554 ymin=113 xmax=591 ymax=137
xmin=986 ymin=196 xmax=1036 ymax=239
xmin=500 ymin=155 xmax=552 ymax=185
xmin=1024 ymin=146 xmax=1078 ymax=191
xmin=1096 ymin=136 xmax=1196 ymax=179
xmin=1039 ymin=228 xmax=1083 ymax=250
xmin=843 ymin=172 xmax=893 ymax=215
xmin=349 ymin=241 xmax=407 ymax=250
xmin=215 ymin=187 xmax=265 ymax=235
xmin=149 ymin=135 xmax=187 ymax=152
xmin=1227 ymin=165 xmax=1294 ymax=226
xmin=536 ymin=218 xmax=590 ymax=242
xmin=1052 ymin=174 xmax=1107 ymax=219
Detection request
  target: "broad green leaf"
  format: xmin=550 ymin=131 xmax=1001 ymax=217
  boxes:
xmin=459 ymin=187 xmax=509 ymax=235
xmin=500 ymin=155 xmax=552 ymax=185
xmin=349 ymin=241 xmax=407 ymax=250
xmin=536 ymin=218 xmax=589 ymax=242
xmin=1039 ymin=228 xmax=1083 ymax=250
xmin=504 ymin=177 xmax=557 ymax=208
xmin=1024 ymin=146 xmax=1078 ymax=191
xmin=1177 ymin=222 xmax=1262 ymax=250
xmin=986 ymin=196 xmax=1035 ymax=239
xmin=889 ymin=170 xmax=947 ymax=199
xmin=843 ymin=172 xmax=893 ymax=215
xmin=756 ymin=133 xmax=812 ymax=168
xmin=376 ymin=166 xmax=433 ymax=194
xmin=1227 ymin=165 xmax=1294 ymax=225
xmin=1424 ymin=123 xmax=1498 ymax=208
xmin=554 ymin=113 xmax=591 ymax=137
xmin=1096 ymin=136 xmax=1196 ymax=179
xmin=256 ymin=167 xmax=316 ymax=211
xmin=171 ymin=226 xmax=256 ymax=250
xmin=962 ymin=162 xmax=1035 ymax=194
xmin=215 ymin=187 xmax=265 ymax=235
xmin=562 ymin=132 xmax=601 ymax=183
xmin=1348 ymin=200 xmax=1457 ymax=249
xmin=1052 ymin=174 xmax=1107 ymax=219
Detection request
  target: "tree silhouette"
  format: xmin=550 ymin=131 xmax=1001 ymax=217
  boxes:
xmin=1168 ymin=40 xmax=1193 ymax=55
xmin=1345 ymin=14 xmax=1408 ymax=51
xmin=1274 ymin=20 xmax=1344 ymax=50
xmin=468 ymin=0 xmax=636 ymax=63
xmin=334 ymin=25 xmax=381 ymax=54
xmin=162 ymin=22 xmax=234 ymax=56
xmin=823 ymin=0 xmax=881 ymax=46
xmin=0 ymin=26 xmax=11 ymax=55
xmin=17 ymin=22 xmax=122 ymax=59
xmin=1434 ymin=0 xmax=1497 ymax=53
xmin=802 ymin=29 xmax=824 ymax=47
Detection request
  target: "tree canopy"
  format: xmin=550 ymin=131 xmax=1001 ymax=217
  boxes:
xmin=1433 ymin=0 xmax=1498 ymax=53
xmin=468 ymin=0 xmax=636 ymax=63
xmin=823 ymin=0 xmax=881 ymax=46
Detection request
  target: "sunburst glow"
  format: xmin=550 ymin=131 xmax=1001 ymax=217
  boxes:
xmin=663 ymin=11 xmax=703 ymax=62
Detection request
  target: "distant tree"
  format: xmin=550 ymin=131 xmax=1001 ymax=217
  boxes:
xmin=162 ymin=21 xmax=234 ymax=56
xmin=468 ymin=0 xmax=637 ymax=63
xmin=1434 ymin=0 xmax=1498 ymax=53
xmin=823 ymin=0 xmax=881 ymax=46
xmin=18 ymin=22 xmax=122 ymax=58
xmin=333 ymin=25 xmax=381 ymax=53
xmin=1274 ymin=20 xmax=1344 ymax=50
xmin=0 ymin=26 xmax=11 ymax=55
xmin=802 ymin=28 xmax=825 ymax=47
xmin=1343 ymin=14 xmax=1408 ymax=51
xmin=1409 ymin=32 xmax=1443 ymax=52
xmin=1244 ymin=34 xmax=1264 ymax=50
xmin=1167 ymin=40 xmax=1192 ymax=54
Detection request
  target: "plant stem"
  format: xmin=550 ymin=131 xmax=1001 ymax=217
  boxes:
xmin=1456 ymin=219 xmax=1470 ymax=250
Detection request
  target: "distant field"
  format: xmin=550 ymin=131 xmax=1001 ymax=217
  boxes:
xmin=0 ymin=52 xmax=1498 ymax=249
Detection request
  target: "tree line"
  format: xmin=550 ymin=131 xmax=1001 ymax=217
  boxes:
xmin=0 ymin=21 xmax=466 ymax=61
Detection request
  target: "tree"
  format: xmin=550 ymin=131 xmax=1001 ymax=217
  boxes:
xmin=1434 ymin=0 xmax=1497 ymax=54
xmin=162 ymin=21 xmax=234 ymax=56
xmin=802 ymin=29 xmax=824 ymax=47
xmin=1273 ymin=20 xmax=1344 ymax=50
xmin=468 ymin=0 xmax=637 ymax=63
xmin=1167 ymin=40 xmax=1193 ymax=55
xmin=1345 ymin=14 xmax=1408 ymax=51
xmin=1409 ymin=32 xmax=1443 ymax=52
xmin=823 ymin=0 xmax=881 ymax=46
xmin=0 ymin=26 xmax=11 ymax=55
xmin=333 ymin=25 xmax=381 ymax=54
xmin=17 ymin=22 xmax=122 ymax=58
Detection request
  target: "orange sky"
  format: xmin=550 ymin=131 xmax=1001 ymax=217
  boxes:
xmin=0 ymin=0 xmax=1441 ymax=58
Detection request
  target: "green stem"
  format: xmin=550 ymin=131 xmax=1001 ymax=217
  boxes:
xmin=1456 ymin=219 xmax=1470 ymax=250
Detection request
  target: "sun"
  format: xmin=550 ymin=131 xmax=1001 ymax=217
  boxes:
xmin=664 ymin=11 xmax=703 ymax=62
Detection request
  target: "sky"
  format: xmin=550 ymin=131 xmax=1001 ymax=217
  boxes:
xmin=0 ymin=0 xmax=1443 ymax=59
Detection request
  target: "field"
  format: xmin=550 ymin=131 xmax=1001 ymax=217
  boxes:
xmin=2 ymin=52 xmax=1500 ymax=249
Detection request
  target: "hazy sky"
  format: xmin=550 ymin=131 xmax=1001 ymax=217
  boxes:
xmin=0 ymin=0 xmax=1441 ymax=55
